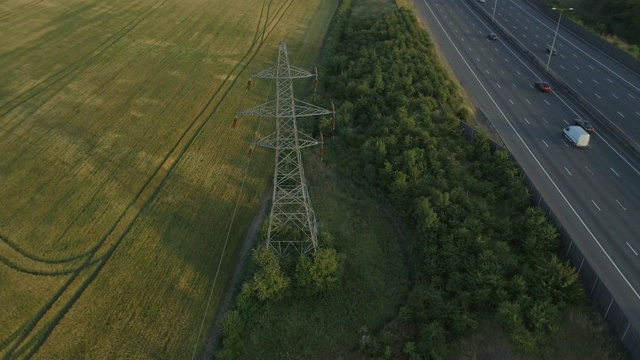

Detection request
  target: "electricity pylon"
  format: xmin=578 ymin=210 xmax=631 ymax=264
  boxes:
xmin=238 ymin=40 xmax=333 ymax=255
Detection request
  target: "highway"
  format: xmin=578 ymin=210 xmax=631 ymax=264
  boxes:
xmin=413 ymin=0 xmax=640 ymax=339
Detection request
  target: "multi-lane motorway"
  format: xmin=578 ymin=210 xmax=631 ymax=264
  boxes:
xmin=413 ymin=0 xmax=640 ymax=340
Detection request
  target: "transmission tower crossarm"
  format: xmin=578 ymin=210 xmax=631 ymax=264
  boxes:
xmin=253 ymin=65 xmax=313 ymax=79
xmin=238 ymin=99 xmax=331 ymax=118
xmin=254 ymin=131 xmax=320 ymax=149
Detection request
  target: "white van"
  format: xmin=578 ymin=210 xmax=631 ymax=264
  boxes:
xmin=563 ymin=125 xmax=590 ymax=148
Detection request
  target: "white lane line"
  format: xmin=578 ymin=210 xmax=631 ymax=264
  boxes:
xmin=421 ymin=0 xmax=640 ymax=302
xmin=564 ymin=166 xmax=571 ymax=174
xmin=612 ymin=93 xmax=618 ymax=99
xmin=572 ymin=53 xmax=577 ymax=57
xmin=524 ymin=117 xmax=530 ymax=124
xmin=574 ymin=65 xmax=580 ymax=69
xmin=618 ymin=111 xmax=625 ymax=118
xmin=560 ymin=65 xmax=565 ymax=70
xmin=542 ymin=117 xmax=548 ymax=124
xmin=627 ymin=243 xmax=638 ymax=256
xmin=477 ymin=57 xmax=481 ymax=62
xmin=509 ymin=99 xmax=514 ymax=104
xmin=588 ymin=64 xmax=594 ymax=69
xmin=516 ymin=70 xmax=521 ymax=75
xmin=585 ymin=166 xmax=594 ymax=175
xmin=505 ymin=58 xmax=509 ymax=62
xmin=461 ymin=38 xmax=465 ymax=42
xmin=593 ymin=79 xmax=599 ymax=84
xmin=543 ymin=139 xmax=549 ymax=148
xmin=611 ymin=167 xmax=620 ymax=177
xmin=544 ymin=100 xmax=550 ymax=105
xmin=577 ymin=78 xmax=582 ymax=83
xmin=595 ymin=93 xmax=601 ymax=99
xmin=636 ymin=112 xmax=640 ymax=116
xmin=591 ymin=200 xmax=601 ymax=211
xmin=607 ymin=78 xmax=613 ymax=83
xmin=525 ymin=98 xmax=531 ymax=104
xmin=512 ymin=83 xmax=516 ymax=88
xmin=629 ymin=93 xmax=635 ymax=99
xmin=497 ymin=83 xmax=501 ymax=88
xmin=616 ymin=199 xmax=627 ymax=211
xmin=486 ymin=69 xmax=490 ymax=74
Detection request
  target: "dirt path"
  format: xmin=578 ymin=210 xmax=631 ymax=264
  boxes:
xmin=200 ymin=190 xmax=271 ymax=359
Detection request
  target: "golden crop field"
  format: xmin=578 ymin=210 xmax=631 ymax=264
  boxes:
xmin=0 ymin=0 xmax=338 ymax=358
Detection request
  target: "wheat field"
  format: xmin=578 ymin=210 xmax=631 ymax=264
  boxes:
xmin=0 ymin=0 xmax=338 ymax=357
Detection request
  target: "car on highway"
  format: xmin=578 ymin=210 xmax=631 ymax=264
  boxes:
xmin=574 ymin=118 xmax=595 ymax=132
xmin=545 ymin=46 xmax=558 ymax=56
xmin=488 ymin=33 xmax=497 ymax=40
xmin=534 ymin=81 xmax=552 ymax=92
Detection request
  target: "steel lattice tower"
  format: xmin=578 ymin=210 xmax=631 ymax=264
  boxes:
xmin=239 ymin=41 xmax=332 ymax=255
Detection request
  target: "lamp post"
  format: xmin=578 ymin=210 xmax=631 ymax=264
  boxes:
xmin=545 ymin=7 xmax=573 ymax=72
xmin=492 ymin=0 xmax=498 ymax=23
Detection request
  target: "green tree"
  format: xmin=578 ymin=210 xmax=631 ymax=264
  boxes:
xmin=295 ymin=248 xmax=343 ymax=295
xmin=246 ymin=245 xmax=289 ymax=301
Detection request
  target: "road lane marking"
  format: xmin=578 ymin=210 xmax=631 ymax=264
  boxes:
xmin=524 ymin=117 xmax=530 ymax=124
xmin=593 ymin=79 xmax=599 ymax=84
xmin=509 ymin=99 xmax=514 ymax=104
xmin=542 ymin=117 xmax=548 ymax=124
xmin=629 ymin=93 xmax=635 ymax=99
xmin=636 ymin=112 xmax=640 ymax=116
xmin=618 ymin=111 xmax=624 ymax=118
xmin=585 ymin=166 xmax=594 ymax=175
xmin=544 ymin=100 xmax=550 ymax=105
xmin=512 ymin=82 xmax=516 ymax=88
xmin=564 ymin=166 xmax=571 ymax=174
xmin=627 ymin=243 xmax=638 ymax=256
xmin=516 ymin=70 xmax=521 ymax=75
xmin=611 ymin=168 xmax=620 ymax=177
xmin=543 ymin=139 xmax=549 ymax=147
xmin=560 ymin=65 xmax=565 ymax=69
xmin=612 ymin=94 xmax=618 ymax=99
xmin=421 ymin=0 xmax=640 ymax=302
xmin=525 ymin=98 xmax=530 ymax=104
xmin=497 ymin=83 xmax=501 ymax=88
xmin=574 ymin=65 xmax=580 ymax=69
xmin=607 ymin=78 xmax=613 ymax=83
xmin=588 ymin=64 xmax=594 ymax=69
xmin=591 ymin=200 xmax=601 ymax=211
xmin=595 ymin=93 xmax=601 ymax=99
xmin=616 ymin=199 xmax=626 ymax=210
xmin=486 ymin=69 xmax=490 ymax=74
xmin=577 ymin=79 xmax=582 ymax=83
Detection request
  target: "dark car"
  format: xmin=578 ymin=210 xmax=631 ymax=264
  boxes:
xmin=574 ymin=118 xmax=595 ymax=132
xmin=545 ymin=46 xmax=558 ymax=56
xmin=534 ymin=81 xmax=552 ymax=92
xmin=488 ymin=33 xmax=497 ymax=40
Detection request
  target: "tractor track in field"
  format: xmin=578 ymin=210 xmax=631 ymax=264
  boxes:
xmin=1 ymin=0 xmax=298 ymax=358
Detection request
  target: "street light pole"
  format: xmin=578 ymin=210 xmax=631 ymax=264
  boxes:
xmin=545 ymin=7 xmax=573 ymax=72
xmin=492 ymin=0 xmax=498 ymax=23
